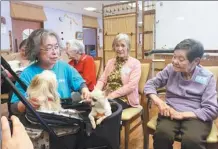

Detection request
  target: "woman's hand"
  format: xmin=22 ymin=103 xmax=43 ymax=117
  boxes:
xmin=17 ymin=98 xmax=40 ymax=113
xmin=106 ymin=94 xmax=114 ymax=100
xmin=81 ymin=87 xmax=91 ymax=101
xmin=1 ymin=116 xmax=34 ymax=149
xmin=150 ymin=94 xmax=171 ymax=117
xmin=169 ymin=108 xmax=184 ymax=120
xmin=157 ymin=101 xmax=171 ymax=117
xmin=28 ymin=98 xmax=40 ymax=109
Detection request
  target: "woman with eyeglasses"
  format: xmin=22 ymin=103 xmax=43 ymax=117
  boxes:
xmin=10 ymin=29 xmax=90 ymax=114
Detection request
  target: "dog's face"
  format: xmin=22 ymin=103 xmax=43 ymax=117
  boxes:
xmin=90 ymin=87 xmax=106 ymax=105
xmin=27 ymin=70 xmax=59 ymax=104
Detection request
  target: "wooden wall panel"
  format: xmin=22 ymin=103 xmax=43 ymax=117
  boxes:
xmin=104 ymin=51 xmax=116 ymax=65
xmin=103 ymin=13 xmax=137 ymax=65
xmin=144 ymin=34 xmax=153 ymax=50
xmin=143 ymin=9 xmax=155 ymax=58
xmin=144 ymin=14 xmax=154 ymax=32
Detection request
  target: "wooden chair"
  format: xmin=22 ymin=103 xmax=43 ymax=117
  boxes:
xmin=144 ymin=60 xmax=218 ymax=149
xmin=1 ymin=94 xmax=9 ymax=104
xmin=94 ymin=57 xmax=102 ymax=80
xmin=121 ymin=59 xmax=152 ymax=149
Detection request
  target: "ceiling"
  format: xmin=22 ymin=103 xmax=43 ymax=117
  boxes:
xmin=22 ymin=1 xmax=129 ymax=18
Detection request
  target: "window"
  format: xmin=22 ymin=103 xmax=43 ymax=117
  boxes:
xmin=22 ymin=29 xmax=33 ymax=40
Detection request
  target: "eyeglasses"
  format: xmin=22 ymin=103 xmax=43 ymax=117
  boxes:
xmin=41 ymin=44 xmax=60 ymax=52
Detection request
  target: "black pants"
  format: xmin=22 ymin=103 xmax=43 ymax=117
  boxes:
xmin=153 ymin=115 xmax=212 ymax=149
xmin=114 ymin=98 xmax=130 ymax=109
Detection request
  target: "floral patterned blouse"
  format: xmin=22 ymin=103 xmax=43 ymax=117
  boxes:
xmin=106 ymin=56 xmax=128 ymax=103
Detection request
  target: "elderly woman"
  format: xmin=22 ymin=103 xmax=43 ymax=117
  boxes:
xmin=18 ymin=39 xmax=30 ymax=67
xmin=10 ymin=29 xmax=90 ymax=114
xmin=144 ymin=39 xmax=218 ymax=149
xmin=66 ymin=39 xmax=96 ymax=91
xmin=96 ymin=33 xmax=141 ymax=109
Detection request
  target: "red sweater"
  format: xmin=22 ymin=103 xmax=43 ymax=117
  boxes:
xmin=69 ymin=54 xmax=96 ymax=91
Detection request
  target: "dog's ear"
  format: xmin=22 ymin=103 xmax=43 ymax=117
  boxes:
xmin=30 ymin=75 xmax=41 ymax=87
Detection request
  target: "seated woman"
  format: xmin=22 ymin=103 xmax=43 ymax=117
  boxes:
xmin=96 ymin=33 xmax=141 ymax=109
xmin=66 ymin=39 xmax=96 ymax=91
xmin=10 ymin=29 xmax=90 ymax=114
xmin=144 ymin=39 xmax=218 ymax=149
xmin=18 ymin=39 xmax=30 ymax=67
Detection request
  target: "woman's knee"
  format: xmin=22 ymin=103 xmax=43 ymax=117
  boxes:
xmin=154 ymin=127 xmax=175 ymax=141
xmin=181 ymin=135 xmax=205 ymax=149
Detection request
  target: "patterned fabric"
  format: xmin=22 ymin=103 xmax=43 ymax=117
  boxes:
xmin=26 ymin=126 xmax=79 ymax=149
xmin=106 ymin=56 xmax=128 ymax=102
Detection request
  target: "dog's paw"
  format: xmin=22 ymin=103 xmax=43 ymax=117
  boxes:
xmin=96 ymin=119 xmax=102 ymax=125
xmin=91 ymin=122 xmax=96 ymax=129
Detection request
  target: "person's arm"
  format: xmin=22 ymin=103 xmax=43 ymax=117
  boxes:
xmin=192 ymin=76 xmax=218 ymax=121
xmin=66 ymin=64 xmax=91 ymax=100
xmin=144 ymin=64 xmax=171 ymax=96
xmin=10 ymin=73 xmax=29 ymax=113
xmin=10 ymin=71 xmax=41 ymax=114
xmin=108 ymin=60 xmax=141 ymax=100
xmin=82 ymin=57 xmax=96 ymax=90
xmin=95 ymin=59 xmax=112 ymax=90
xmin=67 ymin=65 xmax=86 ymax=92
xmin=144 ymin=64 xmax=172 ymax=115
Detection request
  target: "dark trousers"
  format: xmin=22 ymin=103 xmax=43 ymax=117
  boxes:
xmin=153 ymin=115 xmax=212 ymax=149
xmin=114 ymin=98 xmax=130 ymax=109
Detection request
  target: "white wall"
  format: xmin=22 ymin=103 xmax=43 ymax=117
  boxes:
xmin=1 ymin=1 xmax=12 ymax=50
xmin=44 ymin=7 xmax=83 ymax=47
xmin=156 ymin=1 xmax=218 ymax=50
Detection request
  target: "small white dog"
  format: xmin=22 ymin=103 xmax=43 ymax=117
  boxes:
xmin=88 ymin=87 xmax=112 ymax=129
xmin=27 ymin=70 xmax=62 ymax=112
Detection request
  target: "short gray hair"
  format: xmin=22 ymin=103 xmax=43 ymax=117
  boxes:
xmin=66 ymin=39 xmax=85 ymax=54
xmin=174 ymin=39 xmax=204 ymax=62
xmin=25 ymin=29 xmax=62 ymax=62
xmin=112 ymin=33 xmax=131 ymax=51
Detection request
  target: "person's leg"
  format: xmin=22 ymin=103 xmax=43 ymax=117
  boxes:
xmin=180 ymin=119 xmax=212 ymax=149
xmin=153 ymin=115 xmax=180 ymax=149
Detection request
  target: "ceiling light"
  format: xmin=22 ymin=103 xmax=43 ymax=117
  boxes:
xmin=120 ymin=1 xmax=128 ymax=2
xmin=84 ymin=7 xmax=97 ymax=11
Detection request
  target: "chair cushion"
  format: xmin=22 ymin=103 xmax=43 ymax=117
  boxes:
xmin=147 ymin=116 xmax=218 ymax=143
xmin=207 ymin=123 xmax=218 ymax=143
xmin=147 ymin=115 xmax=158 ymax=130
xmin=121 ymin=106 xmax=143 ymax=120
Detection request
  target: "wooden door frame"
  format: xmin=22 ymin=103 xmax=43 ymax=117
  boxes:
xmin=82 ymin=26 xmax=98 ymax=57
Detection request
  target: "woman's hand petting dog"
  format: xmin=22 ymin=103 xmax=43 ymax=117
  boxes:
xmin=1 ymin=116 xmax=34 ymax=149
xmin=28 ymin=98 xmax=40 ymax=109
xmin=81 ymin=87 xmax=91 ymax=102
